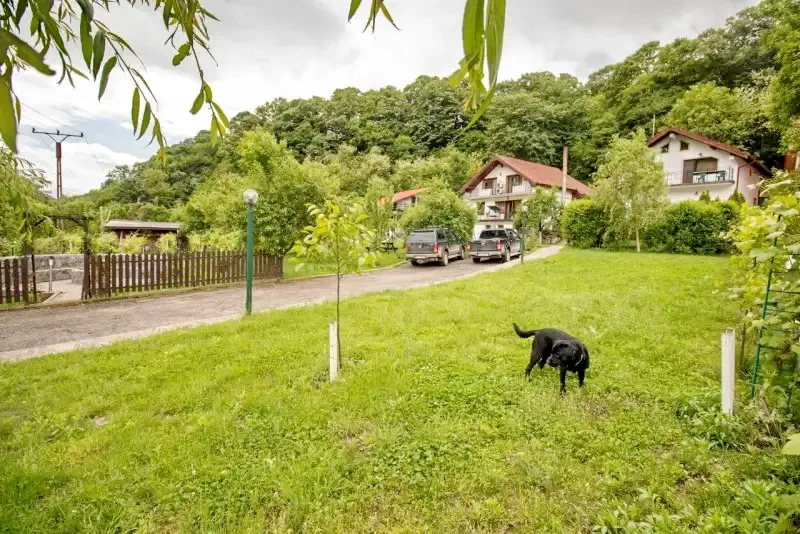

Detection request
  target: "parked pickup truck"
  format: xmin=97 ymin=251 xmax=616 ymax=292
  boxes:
xmin=405 ymin=227 xmax=465 ymax=266
xmin=469 ymin=229 xmax=522 ymax=263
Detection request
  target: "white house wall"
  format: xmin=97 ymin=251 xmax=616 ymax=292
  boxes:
xmin=653 ymin=134 xmax=764 ymax=205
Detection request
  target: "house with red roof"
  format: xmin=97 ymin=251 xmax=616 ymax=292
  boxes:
xmin=460 ymin=155 xmax=590 ymax=238
xmin=647 ymin=127 xmax=771 ymax=205
xmin=390 ymin=188 xmax=427 ymax=212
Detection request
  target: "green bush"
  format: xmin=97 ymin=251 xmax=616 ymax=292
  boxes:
xmin=644 ymin=201 xmax=741 ymax=254
xmin=561 ymin=199 xmax=607 ymax=248
xmin=92 ymin=232 xmax=120 ymax=254
xmin=399 ymin=186 xmax=477 ymax=242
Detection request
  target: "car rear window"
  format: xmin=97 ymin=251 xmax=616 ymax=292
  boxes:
xmin=408 ymin=231 xmax=436 ymax=243
xmin=479 ymin=230 xmax=507 ymax=239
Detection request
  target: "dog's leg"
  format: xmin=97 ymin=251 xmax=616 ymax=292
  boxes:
xmin=526 ymin=340 xmax=545 ymax=379
xmin=559 ymin=367 xmax=568 ymax=395
xmin=578 ymin=369 xmax=586 ymax=388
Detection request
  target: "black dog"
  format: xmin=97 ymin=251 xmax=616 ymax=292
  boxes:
xmin=513 ymin=323 xmax=590 ymax=394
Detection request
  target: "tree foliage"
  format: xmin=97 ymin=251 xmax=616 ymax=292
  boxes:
xmin=593 ymin=130 xmax=667 ymax=251
xmin=513 ymin=187 xmax=561 ymax=244
xmin=399 ymin=186 xmax=477 ymax=242
xmin=291 ymin=200 xmax=376 ymax=359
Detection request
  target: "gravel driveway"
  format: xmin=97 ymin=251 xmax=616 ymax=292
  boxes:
xmin=0 ymin=246 xmax=562 ymax=362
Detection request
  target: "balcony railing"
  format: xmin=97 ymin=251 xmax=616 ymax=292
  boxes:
xmin=465 ymin=182 xmax=533 ymax=198
xmin=666 ymin=168 xmax=733 ymax=186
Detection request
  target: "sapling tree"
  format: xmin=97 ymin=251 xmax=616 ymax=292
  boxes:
xmin=292 ymin=201 xmax=376 ymax=363
xmin=514 ymin=187 xmax=561 ymax=244
xmin=593 ymin=130 xmax=667 ymax=251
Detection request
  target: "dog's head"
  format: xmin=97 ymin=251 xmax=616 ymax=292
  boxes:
xmin=546 ymin=340 xmax=584 ymax=368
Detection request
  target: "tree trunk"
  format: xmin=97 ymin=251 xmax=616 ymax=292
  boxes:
xmin=635 ymin=229 xmax=641 ymax=252
xmin=336 ymin=273 xmax=342 ymax=368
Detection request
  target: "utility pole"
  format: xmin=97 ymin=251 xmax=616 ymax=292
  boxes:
xmin=31 ymin=128 xmax=84 ymax=199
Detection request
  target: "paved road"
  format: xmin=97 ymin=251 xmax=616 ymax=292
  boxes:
xmin=0 ymin=247 xmax=562 ymax=362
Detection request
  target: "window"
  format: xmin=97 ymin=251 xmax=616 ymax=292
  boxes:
xmin=484 ymin=178 xmax=496 ymax=191
xmin=498 ymin=225 xmax=504 ymax=229
xmin=680 ymin=141 xmax=689 ymax=151
xmin=661 ymin=143 xmax=670 ymax=153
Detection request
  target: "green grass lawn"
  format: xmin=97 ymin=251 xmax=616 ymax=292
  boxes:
xmin=282 ymin=249 xmax=406 ymax=280
xmin=0 ymin=250 xmax=785 ymax=531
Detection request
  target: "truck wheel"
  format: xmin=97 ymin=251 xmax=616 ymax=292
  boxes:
xmin=472 ymin=257 xmax=481 ymax=264
xmin=441 ymin=250 xmax=449 ymax=266
xmin=409 ymin=260 xmax=419 ymax=266
xmin=502 ymin=247 xmax=510 ymax=263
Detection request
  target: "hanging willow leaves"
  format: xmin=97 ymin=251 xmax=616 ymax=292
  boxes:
xmin=0 ymin=75 xmax=17 ymax=152
xmin=79 ymin=15 xmax=92 ymax=67
xmin=138 ymin=102 xmax=152 ymax=140
xmin=131 ymin=87 xmax=140 ymax=133
xmin=91 ymin=30 xmax=105 ymax=79
xmin=97 ymin=56 xmax=117 ymax=99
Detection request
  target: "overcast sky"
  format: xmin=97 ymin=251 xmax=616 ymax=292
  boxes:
xmin=16 ymin=0 xmax=759 ymax=196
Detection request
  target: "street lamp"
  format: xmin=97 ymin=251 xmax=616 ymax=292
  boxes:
xmin=243 ymin=189 xmax=259 ymax=315
xmin=521 ymin=204 xmax=528 ymax=264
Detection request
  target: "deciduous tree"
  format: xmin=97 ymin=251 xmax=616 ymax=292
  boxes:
xmin=593 ymin=130 xmax=667 ymax=252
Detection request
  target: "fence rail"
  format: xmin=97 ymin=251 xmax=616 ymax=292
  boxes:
xmin=87 ymin=251 xmax=281 ymax=298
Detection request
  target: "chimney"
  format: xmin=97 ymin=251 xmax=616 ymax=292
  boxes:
xmin=561 ymin=145 xmax=569 ymax=204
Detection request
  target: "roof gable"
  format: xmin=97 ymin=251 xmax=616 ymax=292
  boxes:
xmin=461 ymin=155 xmax=590 ymax=196
xmin=648 ymin=127 xmax=770 ymax=175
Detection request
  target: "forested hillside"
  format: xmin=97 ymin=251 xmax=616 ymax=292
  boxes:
xmin=5 ymin=0 xmax=800 ymax=255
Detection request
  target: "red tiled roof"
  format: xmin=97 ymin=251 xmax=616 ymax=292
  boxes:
xmin=461 ymin=155 xmax=590 ymax=196
xmin=648 ymin=127 xmax=771 ymax=176
xmin=391 ymin=188 xmax=427 ymax=204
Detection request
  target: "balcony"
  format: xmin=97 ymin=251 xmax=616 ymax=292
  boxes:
xmin=666 ymin=169 xmax=733 ymax=186
xmin=465 ymin=182 xmax=533 ymax=198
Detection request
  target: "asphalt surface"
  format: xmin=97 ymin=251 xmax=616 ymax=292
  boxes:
xmin=0 ymin=247 xmax=562 ymax=362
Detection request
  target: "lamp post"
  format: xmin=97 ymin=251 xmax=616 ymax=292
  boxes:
xmin=243 ymin=189 xmax=259 ymax=315
xmin=521 ymin=204 xmax=528 ymax=264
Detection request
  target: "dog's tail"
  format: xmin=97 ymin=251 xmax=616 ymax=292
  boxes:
xmin=513 ymin=323 xmax=537 ymax=339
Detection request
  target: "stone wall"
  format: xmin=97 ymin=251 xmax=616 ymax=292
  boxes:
xmin=0 ymin=254 xmax=84 ymax=283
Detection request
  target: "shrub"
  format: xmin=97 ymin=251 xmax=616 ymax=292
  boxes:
xmin=119 ymin=234 xmax=149 ymax=254
xmin=92 ymin=232 xmax=120 ymax=254
xmin=156 ymin=233 xmax=177 ymax=253
xmin=644 ymin=201 xmax=741 ymax=254
xmin=399 ymin=186 xmax=477 ymax=242
xmin=561 ymin=199 xmax=607 ymax=248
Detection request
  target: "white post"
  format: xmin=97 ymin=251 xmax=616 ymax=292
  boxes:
xmin=721 ymin=328 xmax=736 ymax=415
xmin=329 ymin=321 xmax=339 ymax=382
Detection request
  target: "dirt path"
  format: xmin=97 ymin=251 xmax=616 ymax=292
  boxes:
xmin=0 ymin=246 xmax=562 ymax=362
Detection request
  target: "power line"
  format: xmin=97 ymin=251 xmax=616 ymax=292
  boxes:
xmin=21 ymin=103 xmax=82 ymax=134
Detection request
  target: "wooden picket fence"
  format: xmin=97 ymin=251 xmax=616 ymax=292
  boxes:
xmin=0 ymin=257 xmax=32 ymax=304
xmin=86 ymin=251 xmax=282 ymax=298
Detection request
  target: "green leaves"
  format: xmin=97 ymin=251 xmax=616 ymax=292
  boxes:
xmin=190 ymin=90 xmax=204 ymax=114
xmin=80 ymin=15 xmax=92 ymax=68
xmin=97 ymin=57 xmax=117 ymax=100
xmin=0 ymin=75 xmax=17 ymax=152
xmin=448 ymin=0 xmax=506 ymax=126
xmin=172 ymin=43 xmax=191 ymax=66
xmin=347 ymin=0 xmax=397 ymax=32
xmin=91 ymin=30 xmax=106 ymax=79
xmin=782 ymin=433 xmax=800 ymax=455
xmin=0 ymin=29 xmax=55 ymax=76
xmin=131 ymin=88 xmax=141 ymax=132
xmin=138 ymin=102 xmax=152 ymax=140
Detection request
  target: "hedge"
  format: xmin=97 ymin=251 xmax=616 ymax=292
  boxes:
xmin=560 ymin=199 xmax=608 ymax=249
xmin=561 ymin=199 xmax=741 ymax=254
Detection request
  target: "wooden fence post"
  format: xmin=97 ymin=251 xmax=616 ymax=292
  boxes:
xmin=330 ymin=321 xmax=339 ymax=382
xmin=722 ymin=328 xmax=736 ymax=416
